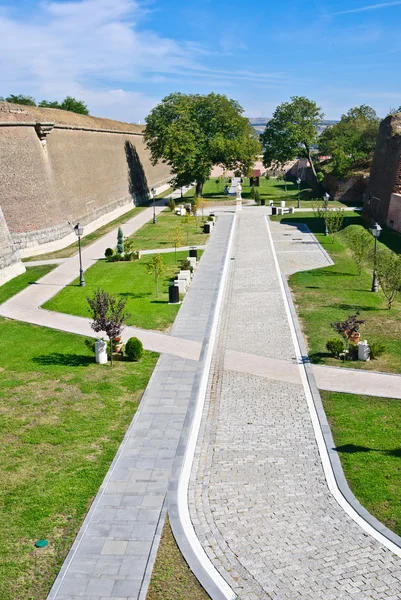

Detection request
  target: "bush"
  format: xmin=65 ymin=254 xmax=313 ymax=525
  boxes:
xmin=181 ymin=258 xmax=191 ymax=270
xmin=104 ymin=247 xmax=114 ymax=259
xmin=109 ymin=253 xmax=122 ymax=262
xmin=84 ymin=338 xmax=96 ymax=353
xmin=167 ymin=198 xmax=176 ymax=212
xmin=125 ymin=337 xmax=144 ymax=361
xmin=254 ymin=190 xmax=261 ymax=205
xmin=117 ymin=227 xmax=124 ymax=253
xmin=250 ymin=185 xmax=256 ymax=199
xmin=326 ymin=338 xmax=345 ymax=358
xmin=369 ymin=342 xmax=386 ymax=359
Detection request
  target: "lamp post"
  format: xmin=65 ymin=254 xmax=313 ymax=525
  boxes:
xmin=370 ymin=222 xmax=382 ymax=293
xmin=151 ymin=187 xmax=156 ymax=224
xmin=296 ymin=177 xmax=301 ymax=209
xmin=74 ymin=223 xmax=85 ymax=287
xmin=324 ymin=192 xmax=330 ymax=236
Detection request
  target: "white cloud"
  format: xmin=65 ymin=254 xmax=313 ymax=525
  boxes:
xmin=330 ymin=1 xmax=401 ymax=16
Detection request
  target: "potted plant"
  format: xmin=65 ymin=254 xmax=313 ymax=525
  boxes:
xmin=113 ymin=336 xmax=123 ymax=353
xmin=330 ymin=311 xmax=365 ymax=356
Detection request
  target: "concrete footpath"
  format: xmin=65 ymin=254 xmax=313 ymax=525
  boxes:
xmin=47 ymin=214 xmax=235 ymax=600
xmin=189 ymin=209 xmax=401 ymax=600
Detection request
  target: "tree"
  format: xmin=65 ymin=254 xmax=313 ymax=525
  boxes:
xmin=388 ymin=106 xmax=401 ymax=116
xmin=146 ymin=254 xmax=165 ymax=297
xmin=261 ymin=96 xmax=323 ymax=180
xmin=144 ymin=92 xmax=260 ymax=197
xmin=181 ymin=213 xmax=194 ymax=245
xmin=331 ymin=311 xmax=365 ymax=351
xmin=192 ymin=196 xmax=201 ymax=227
xmin=376 ymin=250 xmax=401 ymax=309
xmin=325 ymin=208 xmax=344 ymax=243
xmin=38 ymin=100 xmax=61 ymax=109
xmin=4 ymin=94 xmax=36 ymax=106
xmin=345 ymin=225 xmax=373 ymax=275
xmin=59 ymin=96 xmax=89 ymax=115
xmin=87 ymin=289 xmax=130 ymax=366
xmin=168 ymin=227 xmax=183 ymax=262
xmin=319 ymin=105 xmax=379 ymax=178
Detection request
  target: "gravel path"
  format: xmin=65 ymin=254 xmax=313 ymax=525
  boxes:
xmin=189 ymin=210 xmax=401 ymax=600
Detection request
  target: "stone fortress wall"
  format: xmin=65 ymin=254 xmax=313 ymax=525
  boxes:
xmin=365 ymin=113 xmax=401 ymax=232
xmin=0 ymin=103 xmax=171 ymax=282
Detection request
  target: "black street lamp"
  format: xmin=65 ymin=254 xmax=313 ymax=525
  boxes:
xmin=151 ymin=187 xmax=157 ymax=224
xmin=324 ymin=192 xmax=330 ymax=236
xmin=370 ymin=222 xmax=382 ymax=293
xmin=296 ymin=177 xmax=301 ymax=208
xmin=74 ymin=223 xmax=85 ymax=287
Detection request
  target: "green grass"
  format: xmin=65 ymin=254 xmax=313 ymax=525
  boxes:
xmin=185 ymin=177 xmax=361 ymax=208
xmin=0 ymin=266 xmax=55 ymax=304
xmin=125 ymin=209 xmax=209 ymax=251
xmin=146 ymin=515 xmax=210 ymax=600
xmin=271 ymin=211 xmax=401 ymax=373
xmin=24 ymin=206 xmax=146 ymax=261
xmin=322 ymin=391 xmax=401 ymax=536
xmin=43 ymin=251 xmax=200 ymax=331
xmin=0 ymin=317 xmax=159 ymax=599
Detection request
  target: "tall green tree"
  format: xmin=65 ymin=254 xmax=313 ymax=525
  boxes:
xmin=319 ymin=105 xmax=379 ymax=178
xmin=59 ymin=96 xmax=89 ymax=115
xmin=261 ymin=96 xmax=323 ymax=179
xmin=2 ymin=94 xmax=36 ymax=106
xmin=145 ymin=93 xmax=260 ymax=197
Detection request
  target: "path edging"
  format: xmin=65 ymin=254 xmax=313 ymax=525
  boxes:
xmin=167 ymin=215 xmax=237 ymax=600
xmin=266 ymin=214 xmax=401 ymax=553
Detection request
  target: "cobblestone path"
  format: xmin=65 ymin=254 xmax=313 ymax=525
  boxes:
xmin=189 ymin=211 xmax=401 ymax=600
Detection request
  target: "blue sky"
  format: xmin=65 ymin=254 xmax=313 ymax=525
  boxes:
xmin=1 ymin=0 xmax=400 ymax=122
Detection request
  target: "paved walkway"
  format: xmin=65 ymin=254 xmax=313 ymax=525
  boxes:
xmin=189 ymin=209 xmax=401 ymax=600
xmin=47 ymin=214 xmax=235 ymax=600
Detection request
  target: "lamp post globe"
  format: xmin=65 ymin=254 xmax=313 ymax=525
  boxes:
xmin=296 ymin=177 xmax=301 ymax=209
xmin=370 ymin=222 xmax=382 ymax=293
xmin=74 ymin=223 xmax=85 ymax=287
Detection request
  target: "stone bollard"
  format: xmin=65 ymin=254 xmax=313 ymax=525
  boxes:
xmin=95 ymin=339 xmax=108 ymax=364
xmin=358 ymin=340 xmax=370 ymax=361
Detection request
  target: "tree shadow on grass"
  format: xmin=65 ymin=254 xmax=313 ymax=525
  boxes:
xmin=332 ymin=303 xmax=379 ymax=312
xmin=120 ymin=292 xmax=152 ymax=300
xmin=309 ymin=351 xmax=333 ymax=363
xmin=33 ymin=353 xmax=93 ymax=367
xmin=150 ymin=299 xmax=168 ymax=304
xmin=335 ymin=444 xmax=401 ymax=458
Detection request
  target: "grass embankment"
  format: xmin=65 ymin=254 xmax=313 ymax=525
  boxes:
xmin=271 ymin=211 xmax=401 ymax=373
xmin=43 ymin=250 xmax=200 ymax=331
xmin=125 ymin=209 xmax=208 ymax=251
xmin=0 ymin=270 xmax=159 ymax=600
xmin=147 ymin=515 xmax=210 ymax=600
xmin=0 ymin=266 xmax=55 ymax=304
xmin=322 ymin=391 xmax=401 ymax=536
xmin=185 ymin=176 xmax=360 ymax=208
xmin=24 ymin=206 xmax=146 ymax=261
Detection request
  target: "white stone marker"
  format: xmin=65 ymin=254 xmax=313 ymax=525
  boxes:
xmin=358 ymin=340 xmax=370 ymax=361
xmin=95 ymin=339 xmax=108 ymax=364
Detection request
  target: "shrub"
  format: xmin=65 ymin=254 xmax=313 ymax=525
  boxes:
xmin=109 ymin=253 xmax=122 ymax=262
xmin=254 ymin=190 xmax=261 ymax=205
xmin=181 ymin=258 xmax=191 ymax=270
xmin=125 ymin=337 xmax=144 ymax=361
xmin=369 ymin=342 xmax=386 ymax=359
xmin=326 ymin=338 xmax=344 ymax=357
xmin=84 ymin=338 xmax=96 ymax=353
xmin=104 ymin=247 xmax=114 ymax=259
xmin=117 ymin=227 xmax=124 ymax=253
xmin=208 ymin=215 xmax=214 ymax=222
xmin=250 ymin=185 xmax=256 ymax=199
xmin=167 ymin=198 xmax=176 ymax=212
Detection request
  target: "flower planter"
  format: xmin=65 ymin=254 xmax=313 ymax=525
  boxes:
xmin=349 ymin=332 xmax=360 ymax=344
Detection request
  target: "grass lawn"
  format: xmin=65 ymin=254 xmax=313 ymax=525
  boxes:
xmin=185 ymin=177 xmax=361 ymax=208
xmin=0 ymin=266 xmax=55 ymax=304
xmin=43 ymin=250 xmax=199 ymax=331
xmin=125 ymin=209 xmax=209 ymax=251
xmin=146 ymin=515 xmax=210 ymax=600
xmin=0 ymin=317 xmax=158 ymax=600
xmin=24 ymin=206 xmax=146 ymax=262
xmin=322 ymin=391 xmax=401 ymax=536
xmin=271 ymin=211 xmax=401 ymax=373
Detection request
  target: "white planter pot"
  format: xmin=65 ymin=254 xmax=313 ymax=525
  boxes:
xmin=95 ymin=339 xmax=108 ymax=364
